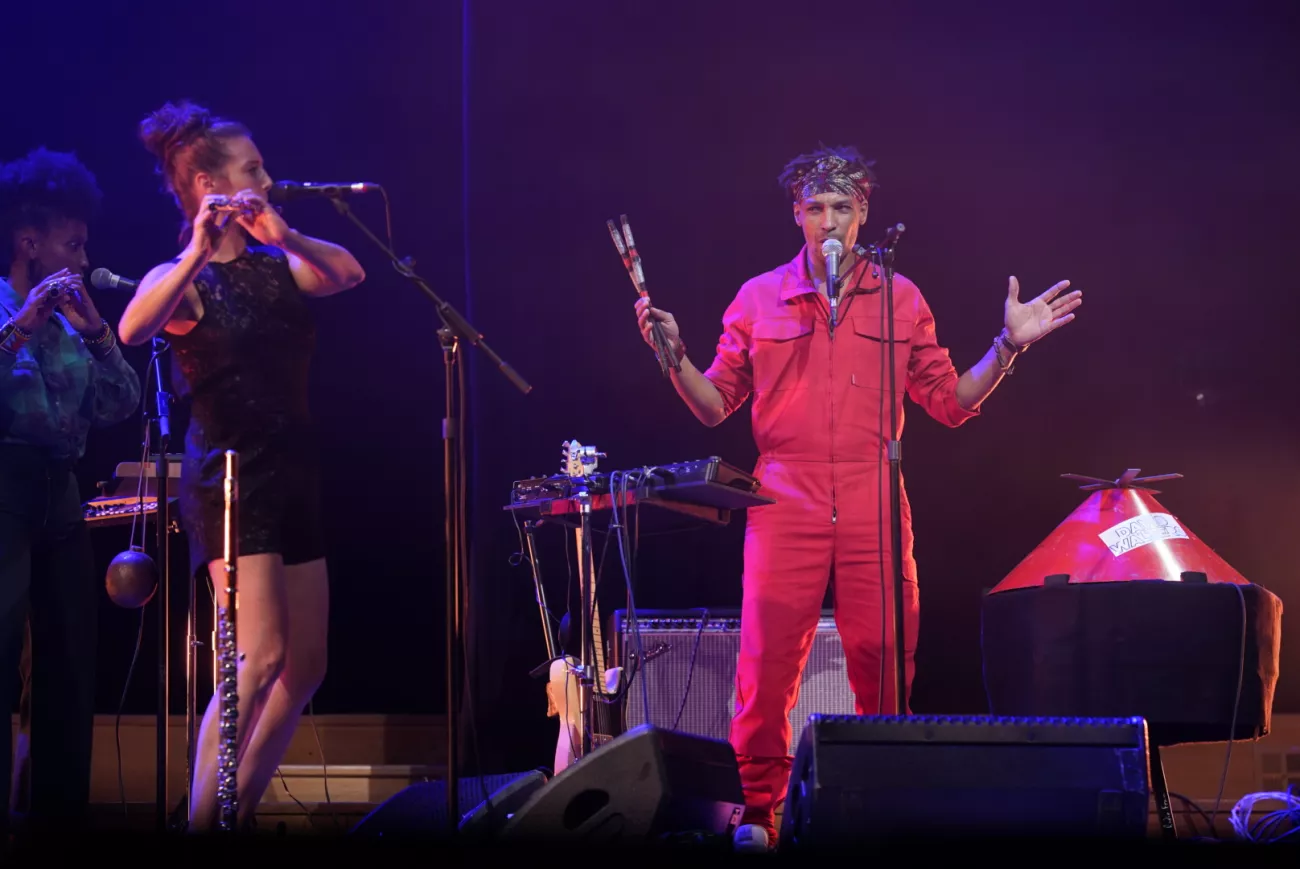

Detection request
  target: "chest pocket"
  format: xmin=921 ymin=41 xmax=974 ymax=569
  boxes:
xmin=849 ymin=315 xmax=914 ymax=394
xmin=752 ymin=317 xmax=815 ymax=393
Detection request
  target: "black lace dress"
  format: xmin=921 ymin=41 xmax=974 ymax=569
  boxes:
xmin=168 ymin=245 xmax=325 ymax=574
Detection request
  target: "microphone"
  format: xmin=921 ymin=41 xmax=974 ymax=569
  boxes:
xmin=268 ymin=180 xmax=380 ymax=204
xmin=857 ymin=223 xmax=906 ymax=278
xmin=821 ymin=238 xmax=844 ymax=333
xmin=152 ymin=336 xmax=171 ymax=443
xmin=877 ymin=222 xmax=905 ymax=256
xmin=90 ymin=268 xmax=138 ymax=291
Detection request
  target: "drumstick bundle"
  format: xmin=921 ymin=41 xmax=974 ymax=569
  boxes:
xmin=607 ymin=215 xmax=680 ymax=377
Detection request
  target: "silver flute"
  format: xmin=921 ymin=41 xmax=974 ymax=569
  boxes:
xmin=216 ymin=449 xmax=240 ymax=831
xmin=208 ymin=198 xmax=282 ymax=217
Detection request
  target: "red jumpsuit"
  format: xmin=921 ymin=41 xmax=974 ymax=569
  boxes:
xmin=700 ymin=246 xmax=979 ymax=842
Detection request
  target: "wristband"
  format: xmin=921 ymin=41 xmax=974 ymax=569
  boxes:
xmin=662 ymin=336 xmax=686 ymax=365
xmin=998 ymin=328 xmax=1028 ymax=355
xmin=10 ymin=319 xmax=34 ymax=342
xmin=83 ymin=318 xmax=112 ymax=345
xmin=82 ymin=319 xmax=117 ymax=359
xmin=0 ymin=318 xmax=31 ymax=355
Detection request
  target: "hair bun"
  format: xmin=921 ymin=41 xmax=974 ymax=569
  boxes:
xmin=137 ymin=100 xmax=249 ymax=228
xmin=139 ymin=100 xmax=214 ymax=163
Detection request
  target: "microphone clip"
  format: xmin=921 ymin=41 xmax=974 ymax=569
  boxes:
xmin=865 ymin=222 xmax=906 ymax=265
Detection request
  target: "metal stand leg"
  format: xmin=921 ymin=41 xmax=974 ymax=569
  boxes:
xmin=523 ymin=521 xmax=558 ymax=661
xmin=154 ymin=466 xmax=170 ymax=832
xmin=573 ymin=507 xmax=596 ymax=760
xmin=1150 ymin=744 xmax=1179 ymax=840
xmin=184 ymin=554 xmax=198 ymax=823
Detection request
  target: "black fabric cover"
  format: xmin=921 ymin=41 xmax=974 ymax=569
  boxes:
xmin=980 ymin=581 xmax=1283 ymax=746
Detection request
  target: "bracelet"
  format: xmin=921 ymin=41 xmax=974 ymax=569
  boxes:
xmin=660 ymin=336 xmax=686 ymax=365
xmin=992 ymin=333 xmax=1016 ymax=375
xmin=0 ymin=318 xmax=30 ymax=356
xmin=82 ymin=319 xmax=117 ymax=358
xmin=83 ymin=319 xmax=112 ymax=345
xmin=998 ymin=328 xmax=1028 ymax=356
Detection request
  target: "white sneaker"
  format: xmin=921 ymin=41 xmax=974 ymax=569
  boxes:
xmin=733 ymin=823 xmax=771 ymax=853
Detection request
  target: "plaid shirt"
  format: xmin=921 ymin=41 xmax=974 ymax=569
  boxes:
xmin=0 ymin=278 xmax=141 ymax=460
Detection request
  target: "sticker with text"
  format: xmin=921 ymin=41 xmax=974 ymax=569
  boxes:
xmin=1098 ymin=512 xmax=1189 ymax=557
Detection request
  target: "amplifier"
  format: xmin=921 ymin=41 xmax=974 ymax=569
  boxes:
xmin=610 ymin=609 xmax=856 ymax=754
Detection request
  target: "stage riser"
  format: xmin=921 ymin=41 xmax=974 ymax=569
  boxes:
xmin=59 ymin=713 xmax=445 ymax=805
xmin=57 ymin=713 xmax=1300 ymax=834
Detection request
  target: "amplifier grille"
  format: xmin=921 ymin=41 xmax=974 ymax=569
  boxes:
xmin=613 ymin=609 xmax=856 ymax=754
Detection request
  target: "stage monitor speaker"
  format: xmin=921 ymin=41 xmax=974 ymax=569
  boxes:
xmin=499 ymin=724 xmax=744 ymax=845
xmin=613 ymin=609 xmax=855 ymax=753
xmin=349 ymin=769 xmax=549 ymax=839
xmin=780 ymin=714 xmax=1151 ymax=847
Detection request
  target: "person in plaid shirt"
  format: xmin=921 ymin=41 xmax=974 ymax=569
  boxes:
xmin=0 ymin=147 xmax=141 ymax=836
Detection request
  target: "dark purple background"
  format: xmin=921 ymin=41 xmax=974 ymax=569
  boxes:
xmin=9 ymin=1 xmax=1297 ymax=774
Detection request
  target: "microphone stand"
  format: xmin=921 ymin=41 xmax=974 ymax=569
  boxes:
xmin=863 ymin=224 xmax=907 ymax=715
xmin=149 ymin=336 xmax=174 ymax=832
xmin=327 ymin=196 xmax=532 ymax=836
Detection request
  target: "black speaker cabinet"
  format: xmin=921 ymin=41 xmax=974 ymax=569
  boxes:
xmin=499 ymin=724 xmax=744 ymax=845
xmin=350 ymin=769 xmax=548 ymax=839
xmin=780 ymin=714 xmax=1151 ymax=847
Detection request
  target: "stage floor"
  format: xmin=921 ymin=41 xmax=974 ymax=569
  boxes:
xmin=13 ymin=712 xmax=1296 ymax=844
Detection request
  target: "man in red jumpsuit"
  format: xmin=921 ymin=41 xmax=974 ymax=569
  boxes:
xmin=633 ymin=145 xmax=1083 ymax=851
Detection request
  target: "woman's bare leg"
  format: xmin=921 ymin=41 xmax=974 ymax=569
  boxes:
xmin=188 ymin=553 xmax=288 ymax=831
xmin=229 ymin=557 xmax=329 ymax=824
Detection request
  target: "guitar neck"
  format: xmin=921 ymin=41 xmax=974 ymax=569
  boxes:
xmin=561 ymin=444 xmax=616 ymax=702
xmin=591 ymin=602 xmax=608 ymax=690
xmin=577 ymin=523 xmax=609 ymax=692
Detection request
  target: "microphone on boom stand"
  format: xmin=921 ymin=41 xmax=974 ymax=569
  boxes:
xmin=878 ymin=222 xmax=905 ymax=258
xmin=89 ymin=268 xmax=138 ymax=293
xmin=821 ymin=238 xmax=843 ymax=335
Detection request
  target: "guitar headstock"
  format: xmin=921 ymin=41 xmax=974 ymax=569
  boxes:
xmin=561 ymin=440 xmax=606 ymax=479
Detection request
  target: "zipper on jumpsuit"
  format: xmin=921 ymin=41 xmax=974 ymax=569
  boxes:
xmin=823 ymin=295 xmax=837 ymax=526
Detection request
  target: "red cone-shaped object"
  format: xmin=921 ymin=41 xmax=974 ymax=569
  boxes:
xmin=989 ymin=469 xmax=1249 ymax=593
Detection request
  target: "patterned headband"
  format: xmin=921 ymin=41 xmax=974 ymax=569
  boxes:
xmin=787 ymin=154 xmax=872 ymax=204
